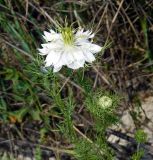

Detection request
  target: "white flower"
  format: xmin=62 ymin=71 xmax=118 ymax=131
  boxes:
xmin=38 ymin=27 xmax=102 ymax=72
xmin=98 ymin=96 xmax=112 ymax=108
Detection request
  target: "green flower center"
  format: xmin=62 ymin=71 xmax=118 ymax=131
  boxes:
xmin=61 ymin=27 xmax=74 ymax=46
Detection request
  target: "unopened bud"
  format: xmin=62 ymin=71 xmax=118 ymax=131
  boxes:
xmin=98 ymin=96 xmax=112 ymax=108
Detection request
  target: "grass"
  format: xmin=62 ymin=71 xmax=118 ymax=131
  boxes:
xmin=0 ymin=0 xmax=153 ymax=159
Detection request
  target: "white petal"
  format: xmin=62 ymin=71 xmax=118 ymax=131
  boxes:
xmin=50 ymin=29 xmax=56 ymax=33
xmin=75 ymin=29 xmax=94 ymax=41
xmin=41 ymin=42 xmax=63 ymax=50
xmin=72 ymin=48 xmax=85 ymax=61
xmin=53 ymin=50 xmax=74 ymax=69
xmin=65 ymin=53 xmax=74 ymax=64
xmin=38 ymin=48 xmax=49 ymax=55
xmin=43 ymin=31 xmax=61 ymax=42
xmin=81 ymin=42 xmax=102 ymax=54
xmin=78 ymin=60 xmax=85 ymax=67
xmin=67 ymin=60 xmax=85 ymax=69
xmin=83 ymin=51 xmax=95 ymax=62
xmin=84 ymin=30 xmax=90 ymax=37
xmin=45 ymin=51 xmax=61 ymax=67
xmin=88 ymin=44 xmax=102 ymax=53
xmin=76 ymin=29 xmax=83 ymax=36
xmin=53 ymin=53 xmax=66 ymax=68
xmin=43 ymin=31 xmax=52 ymax=41
xmin=53 ymin=66 xmax=62 ymax=72
xmin=77 ymin=44 xmax=96 ymax=62
xmin=89 ymin=33 xmax=94 ymax=38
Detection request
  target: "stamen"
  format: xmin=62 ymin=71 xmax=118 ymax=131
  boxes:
xmin=61 ymin=27 xmax=74 ymax=46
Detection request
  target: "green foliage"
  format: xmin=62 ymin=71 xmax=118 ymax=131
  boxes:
xmin=131 ymin=129 xmax=147 ymax=160
xmin=74 ymin=139 xmax=102 ymax=160
xmin=73 ymin=70 xmax=93 ymax=92
xmin=34 ymin=146 xmax=42 ymax=160
xmin=59 ymin=94 xmax=76 ymax=141
xmin=134 ymin=129 xmax=147 ymax=144
xmin=85 ymin=91 xmax=119 ymax=131
xmin=8 ymin=107 xmax=29 ymax=123
xmin=72 ymin=90 xmax=120 ymax=159
xmin=56 ymin=83 xmax=119 ymax=159
xmin=140 ymin=16 xmax=152 ymax=61
xmin=0 ymin=2 xmax=37 ymax=54
xmin=74 ymin=138 xmax=114 ymax=160
xmin=131 ymin=149 xmax=144 ymax=160
xmin=0 ymin=153 xmax=16 ymax=160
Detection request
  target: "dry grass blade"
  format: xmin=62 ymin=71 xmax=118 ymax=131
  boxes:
xmin=3 ymin=39 xmax=35 ymax=60
xmin=106 ymin=0 xmax=124 ymax=41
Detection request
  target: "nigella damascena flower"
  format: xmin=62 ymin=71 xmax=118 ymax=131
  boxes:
xmin=38 ymin=27 xmax=102 ymax=72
